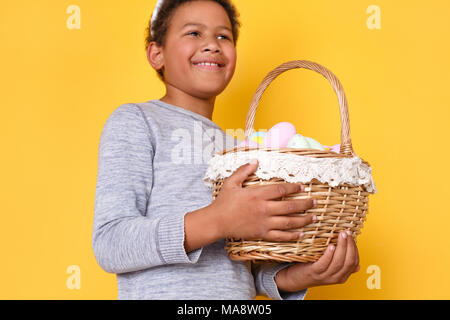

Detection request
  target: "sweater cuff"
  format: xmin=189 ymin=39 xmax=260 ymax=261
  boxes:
xmin=262 ymin=263 xmax=308 ymax=300
xmin=157 ymin=212 xmax=203 ymax=264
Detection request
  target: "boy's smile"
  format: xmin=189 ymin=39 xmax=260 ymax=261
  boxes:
xmin=192 ymin=62 xmax=224 ymax=71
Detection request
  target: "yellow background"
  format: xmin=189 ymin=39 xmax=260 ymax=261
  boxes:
xmin=1 ymin=0 xmax=449 ymax=299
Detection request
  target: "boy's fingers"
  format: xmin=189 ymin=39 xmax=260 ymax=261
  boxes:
xmin=344 ymin=232 xmax=360 ymax=275
xmin=325 ymin=231 xmax=348 ymax=275
xmin=224 ymin=159 xmax=259 ymax=188
xmin=265 ymin=230 xmax=304 ymax=242
xmin=270 ymin=215 xmax=315 ymax=230
xmin=254 ymin=182 xmax=303 ymax=200
xmin=334 ymin=231 xmax=358 ymax=280
xmin=345 ymin=236 xmax=360 ymax=276
xmin=266 ymin=199 xmax=315 ymax=216
xmin=311 ymin=244 xmax=335 ymax=274
xmin=354 ymin=234 xmax=360 ymax=266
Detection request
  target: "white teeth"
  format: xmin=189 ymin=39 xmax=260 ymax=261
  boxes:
xmin=195 ymin=62 xmax=220 ymax=67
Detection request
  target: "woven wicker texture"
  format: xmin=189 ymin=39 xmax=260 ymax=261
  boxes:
xmin=211 ymin=60 xmax=375 ymax=263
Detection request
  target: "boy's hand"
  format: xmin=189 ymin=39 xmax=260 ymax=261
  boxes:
xmin=275 ymin=230 xmax=361 ymax=292
xmin=210 ymin=159 xmax=316 ymax=242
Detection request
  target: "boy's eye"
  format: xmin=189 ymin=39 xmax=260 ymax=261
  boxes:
xmin=187 ymin=31 xmax=230 ymax=40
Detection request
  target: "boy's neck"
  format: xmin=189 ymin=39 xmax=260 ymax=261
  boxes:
xmin=160 ymin=93 xmax=215 ymax=120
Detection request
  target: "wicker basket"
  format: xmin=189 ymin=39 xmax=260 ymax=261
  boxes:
xmin=210 ymin=60 xmax=376 ymax=263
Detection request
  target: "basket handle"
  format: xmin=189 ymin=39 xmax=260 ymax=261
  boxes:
xmin=244 ymin=60 xmax=355 ymax=156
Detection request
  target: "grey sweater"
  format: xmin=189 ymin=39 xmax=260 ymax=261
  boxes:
xmin=92 ymin=99 xmax=308 ymax=300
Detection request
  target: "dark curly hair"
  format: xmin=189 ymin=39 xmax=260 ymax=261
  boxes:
xmin=144 ymin=0 xmax=242 ymax=82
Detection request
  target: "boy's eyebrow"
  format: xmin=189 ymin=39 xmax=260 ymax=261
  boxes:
xmin=181 ymin=22 xmax=232 ymax=32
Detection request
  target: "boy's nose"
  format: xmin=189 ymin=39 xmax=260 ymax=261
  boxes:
xmin=202 ymin=46 xmax=220 ymax=53
xmin=201 ymin=40 xmax=221 ymax=53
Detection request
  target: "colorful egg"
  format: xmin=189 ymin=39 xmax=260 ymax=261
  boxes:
xmin=262 ymin=122 xmax=296 ymax=148
xmin=249 ymin=131 xmax=266 ymax=145
xmin=249 ymin=131 xmax=266 ymax=140
xmin=238 ymin=139 xmax=261 ymax=148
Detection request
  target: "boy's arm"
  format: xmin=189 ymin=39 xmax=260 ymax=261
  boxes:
xmin=252 ymin=262 xmax=308 ymax=300
xmin=184 ymin=205 xmax=222 ymax=253
xmin=93 ymin=104 xmax=210 ymax=274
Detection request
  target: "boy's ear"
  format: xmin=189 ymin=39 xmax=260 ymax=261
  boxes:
xmin=147 ymin=42 xmax=164 ymax=71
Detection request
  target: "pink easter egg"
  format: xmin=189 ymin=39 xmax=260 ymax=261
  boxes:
xmin=238 ymin=139 xmax=261 ymax=148
xmin=324 ymin=144 xmax=341 ymax=153
xmin=263 ymin=122 xmax=297 ymax=148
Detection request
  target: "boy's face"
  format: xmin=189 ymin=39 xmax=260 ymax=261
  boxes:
xmin=153 ymin=0 xmax=237 ymax=99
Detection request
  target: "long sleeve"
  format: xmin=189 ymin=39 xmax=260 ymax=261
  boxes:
xmin=92 ymin=104 xmax=203 ymax=274
xmin=253 ymin=262 xmax=308 ymax=300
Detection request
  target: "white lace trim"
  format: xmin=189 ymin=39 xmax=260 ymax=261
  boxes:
xmin=203 ymin=150 xmax=378 ymax=193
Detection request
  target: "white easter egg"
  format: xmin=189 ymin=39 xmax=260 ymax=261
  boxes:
xmin=286 ymin=134 xmax=310 ymax=149
xmin=304 ymin=137 xmax=325 ymax=151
